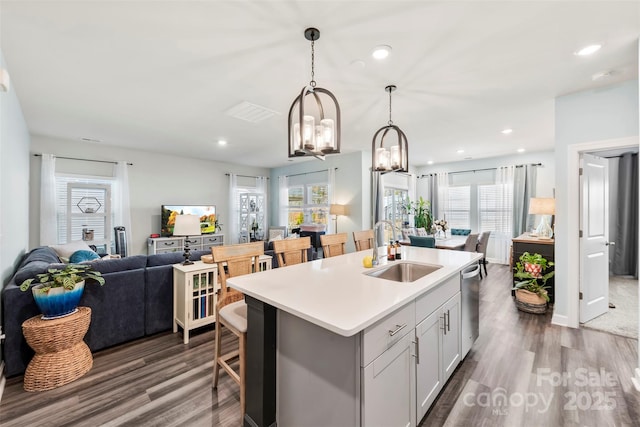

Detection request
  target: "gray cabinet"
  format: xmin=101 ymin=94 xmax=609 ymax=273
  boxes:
xmin=147 ymin=234 xmax=224 ymax=255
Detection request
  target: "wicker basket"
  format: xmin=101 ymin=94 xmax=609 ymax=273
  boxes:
xmin=515 ymin=289 xmax=547 ymax=314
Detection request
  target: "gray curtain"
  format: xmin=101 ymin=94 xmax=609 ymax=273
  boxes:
xmin=512 ymin=165 xmax=537 ymax=237
xmin=613 ymin=153 xmax=638 ymax=277
xmin=372 ymin=171 xmax=384 ymax=245
xmin=424 ymin=175 xmax=439 ymax=222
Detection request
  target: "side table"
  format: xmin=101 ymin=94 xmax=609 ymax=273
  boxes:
xmin=21 ymin=306 xmax=93 ymax=391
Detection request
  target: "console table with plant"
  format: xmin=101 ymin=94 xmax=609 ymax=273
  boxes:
xmin=511 ymin=233 xmax=555 ymax=303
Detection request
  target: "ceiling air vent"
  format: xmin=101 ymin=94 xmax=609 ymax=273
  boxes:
xmin=226 ymin=101 xmax=280 ymax=123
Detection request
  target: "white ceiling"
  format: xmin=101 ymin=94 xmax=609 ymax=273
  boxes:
xmin=2 ymin=1 xmax=639 ymax=169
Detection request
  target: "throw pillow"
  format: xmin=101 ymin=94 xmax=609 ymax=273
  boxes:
xmin=415 ymin=227 xmax=429 ymax=237
xmin=268 ymin=229 xmax=286 ymax=241
xmin=269 ymin=234 xmax=283 ymax=244
xmin=401 ymin=228 xmax=416 ymax=239
xmin=50 ymin=241 xmax=94 ymax=262
xmin=69 ymin=250 xmax=101 ymax=264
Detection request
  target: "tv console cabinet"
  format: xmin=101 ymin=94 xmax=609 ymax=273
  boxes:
xmin=147 ymin=234 xmax=224 ymax=255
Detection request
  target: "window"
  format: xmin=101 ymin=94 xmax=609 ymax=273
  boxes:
xmin=384 ymin=187 xmax=409 ymax=239
xmin=444 ymin=186 xmax=471 ymax=229
xmin=478 ymin=184 xmax=513 ymax=234
xmin=56 ymin=175 xmax=113 ymax=252
xmin=286 ymin=183 xmax=329 ymax=230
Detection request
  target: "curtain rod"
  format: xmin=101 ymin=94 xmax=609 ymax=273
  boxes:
xmin=418 ymin=163 xmax=541 ymax=178
xmin=285 ymin=167 xmax=338 ymax=178
xmin=34 ymin=154 xmax=133 ymax=166
xmin=225 ymin=173 xmax=269 ymax=179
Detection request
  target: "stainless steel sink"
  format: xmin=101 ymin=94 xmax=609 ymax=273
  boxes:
xmin=364 ymin=262 xmax=443 ymax=283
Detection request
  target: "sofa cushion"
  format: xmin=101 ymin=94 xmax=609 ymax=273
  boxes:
xmin=18 ymin=246 xmax=60 ymax=269
xmin=13 ymin=261 xmax=66 ymax=285
xmin=91 ymin=255 xmax=147 ymax=274
xmin=69 ymin=249 xmax=101 ymax=263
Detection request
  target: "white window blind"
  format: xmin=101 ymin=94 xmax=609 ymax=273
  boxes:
xmin=56 ymin=175 xmax=113 ymax=249
xmin=478 ymin=184 xmax=513 ymax=234
xmin=444 ymin=186 xmax=470 ymax=229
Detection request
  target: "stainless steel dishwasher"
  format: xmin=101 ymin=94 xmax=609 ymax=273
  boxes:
xmin=461 ymin=263 xmax=480 ymax=357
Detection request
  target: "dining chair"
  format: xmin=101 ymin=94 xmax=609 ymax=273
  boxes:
xmin=273 ymin=236 xmax=311 ymax=267
xmin=353 ymin=229 xmax=374 ymax=252
xmin=409 ymin=235 xmax=436 ymax=248
xmin=476 ymin=231 xmax=491 ymax=278
xmin=211 ymin=241 xmax=264 ymax=418
xmin=462 ymin=233 xmax=479 ymax=252
xmin=320 ymin=233 xmax=348 ymax=258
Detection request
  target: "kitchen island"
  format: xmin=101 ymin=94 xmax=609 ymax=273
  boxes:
xmin=228 ymin=246 xmax=482 ymax=427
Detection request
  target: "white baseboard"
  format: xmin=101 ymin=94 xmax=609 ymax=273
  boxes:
xmin=632 ymin=368 xmax=640 ymax=392
xmin=551 ymin=313 xmax=570 ymax=327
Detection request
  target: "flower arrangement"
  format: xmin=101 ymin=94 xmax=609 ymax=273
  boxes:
xmin=433 ymin=218 xmax=448 ymax=232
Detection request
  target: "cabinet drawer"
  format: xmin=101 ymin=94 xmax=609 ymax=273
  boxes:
xmin=157 ymin=238 xmax=183 ymax=249
xmin=185 ymin=236 xmax=202 ymax=246
xmin=156 ymin=247 xmax=183 ymax=254
xmin=415 ymin=274 xmax=459 ymax=324
xmin=203 ymin=235 xmax=223 ymax=246
xmin=362 ymin=302 xmax=415 ymax=367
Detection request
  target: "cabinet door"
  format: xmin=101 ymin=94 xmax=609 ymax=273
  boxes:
xmin=441 ymin=293 xmax=461 ymax=382
xmin=362 ymin=331 xmax=416 ymax=427
xmin=416 ymin=310 xmax=443 ymax=422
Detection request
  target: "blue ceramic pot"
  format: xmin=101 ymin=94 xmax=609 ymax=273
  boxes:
xmin=31 ymin=281 xmax=85 ymax=320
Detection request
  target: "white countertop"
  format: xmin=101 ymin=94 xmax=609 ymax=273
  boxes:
xmin=227 ymin=247 xmax=482 ymax=337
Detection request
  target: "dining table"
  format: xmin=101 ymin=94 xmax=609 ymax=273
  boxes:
xmin=398 ymin=234 xmax=468 ymax=250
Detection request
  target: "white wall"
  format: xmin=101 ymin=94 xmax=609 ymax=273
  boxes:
xmin=269 ymin=151 xmax=371 ymax=254
xmin=0 ymin=52 xmax=30 ymax=286
xmin=555 ymin=79 xmax=639 ymax=324
xmin=30 ymin=136 xmax=269 ymax=255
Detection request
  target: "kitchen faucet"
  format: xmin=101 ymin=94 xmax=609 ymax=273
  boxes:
xmin=372 ymin=220 xmax=400 ymax=266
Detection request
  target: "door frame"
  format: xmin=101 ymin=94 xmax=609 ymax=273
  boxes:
xmin=567 ymin=136 xmax=639 ymax=329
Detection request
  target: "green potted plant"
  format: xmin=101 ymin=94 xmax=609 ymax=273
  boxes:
xmin=406 ymin=196 xmax=432 ymax=231
xmin=513 ymin=252 xmax=554 ymax=313
xmin=20 ymin=264 xmax=105 ymax=319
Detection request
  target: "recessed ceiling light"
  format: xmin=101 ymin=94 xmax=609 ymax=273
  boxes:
xmin=501 ymin=128 xmax=513 ymax=135
xmin=457 ymin=149 xmax=465 ymax=154
xmin=427 ymin=160 xmax=434 ymax=165
xmin=574 ymin=44 xmax=602 ymax=56
xmin=372 ymin=45 xmax=392 ymax=60
xmin=517 ymin=148 xmax=526 ymax=153
xmin=217 ymin=139 xmax=227 ymax=146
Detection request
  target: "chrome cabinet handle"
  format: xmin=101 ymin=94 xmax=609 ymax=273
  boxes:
xmin=441 ymin=316 xmax=446 ymax=335
xmin=414 ymin=337 xmax=420 ymax=364
xmin=446 ymin=310 xmax=451 ymax=332
xmin=388 ymin=323 xmax=407 ymax=337
xmin=164 ymin=241 xmax=175 ymax=246
xmin=605 ymin=241 xmax=615 ymax=246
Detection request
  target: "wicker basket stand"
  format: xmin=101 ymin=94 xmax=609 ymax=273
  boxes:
xmin=21 ymin=306 xmax=93 ymax=391
xmin=515 ymin=289 xmax=547 ymax=314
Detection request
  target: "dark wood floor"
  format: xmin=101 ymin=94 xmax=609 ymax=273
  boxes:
xmin=1 ymin=264 xmax=638 ymax=426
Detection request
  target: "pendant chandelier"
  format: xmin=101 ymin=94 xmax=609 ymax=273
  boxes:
xmin=371 ymin=85 xmax=408 ymax=172
xmin=288 ymin=27 xmax=341 ymax=160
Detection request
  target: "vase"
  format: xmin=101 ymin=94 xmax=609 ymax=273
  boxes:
xmin=32 ymin=281 xmax=85 ymax=320
xmin=523 ymin=262 xmax=542 ymax=277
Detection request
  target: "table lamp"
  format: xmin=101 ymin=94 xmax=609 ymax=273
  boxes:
xmin=330 ymin=204 xmax=348 ymax=232
xmin=173 ymin=214 xmax=202 ymax=265
xmin=528 ymin=198 xmax=555 ymax=238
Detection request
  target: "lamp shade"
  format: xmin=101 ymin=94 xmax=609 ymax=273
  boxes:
xmin=330 ymin=204 xmax=348 ymax=216
xmin=528 ymin=198 xmax=555 ymax=215
xmin=172 ymin=214 xmax=202 ymax=236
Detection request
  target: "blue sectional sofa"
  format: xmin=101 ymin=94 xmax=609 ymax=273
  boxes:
xmin=1 ymin=246 xmax=211 ymax=377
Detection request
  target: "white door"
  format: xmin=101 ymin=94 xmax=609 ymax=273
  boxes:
xmin=580 ymin=153 xmax=610 ymax=323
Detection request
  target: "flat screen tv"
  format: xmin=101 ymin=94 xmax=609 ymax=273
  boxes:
xmin=161 ymin=205 xmax=216 ymax=237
